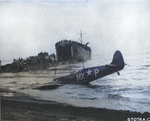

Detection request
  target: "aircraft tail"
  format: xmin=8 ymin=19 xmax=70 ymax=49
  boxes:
xmin=108 ymin=50 xmax=125 ymax=69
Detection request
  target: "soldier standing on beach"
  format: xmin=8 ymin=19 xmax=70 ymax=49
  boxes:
xmin=53 ymin=54 xmax=55 ymax=61
xmin=0 ymin=60 xmax=2 ymax=73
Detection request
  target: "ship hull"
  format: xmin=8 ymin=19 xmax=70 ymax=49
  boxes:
xmin=55 ymin=40 xmax=91 ymax=61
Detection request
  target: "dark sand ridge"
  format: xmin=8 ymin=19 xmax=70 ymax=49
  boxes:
xmin=1 ymin=89 xmax=150 ymax=121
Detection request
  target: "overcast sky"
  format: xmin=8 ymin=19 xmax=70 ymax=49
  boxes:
xmin=0 ymin=0 xmax=150 ymax=63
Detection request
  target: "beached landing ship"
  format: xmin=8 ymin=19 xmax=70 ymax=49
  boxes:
xmin=0 ymin=63 xmax=24 ymax=73
xmin=53 ymin=50 xmax=125 ymax=84
xmin=55 ymin=32 xmax=91 ymax=62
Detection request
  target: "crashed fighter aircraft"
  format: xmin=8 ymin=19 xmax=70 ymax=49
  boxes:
xmin=53 ymin=50 xmax=125 ymax=84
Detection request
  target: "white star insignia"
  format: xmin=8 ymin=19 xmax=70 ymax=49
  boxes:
xmin=86 ymin=69 xmax=92 ymax=76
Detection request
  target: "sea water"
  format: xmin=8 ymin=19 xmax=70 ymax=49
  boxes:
xmin=0 ymin=52 xmax=150 ymax=113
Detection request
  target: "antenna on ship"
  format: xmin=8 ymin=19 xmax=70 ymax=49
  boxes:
xmin=79 ymin=30 xmax=85 ymax=44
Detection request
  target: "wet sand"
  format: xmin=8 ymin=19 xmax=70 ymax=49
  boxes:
xmin=1 ymin=90 xmax=150 ymax=121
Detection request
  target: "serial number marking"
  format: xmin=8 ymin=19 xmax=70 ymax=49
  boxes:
xmin=127 ymin=117 xmax=150 ymax=121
